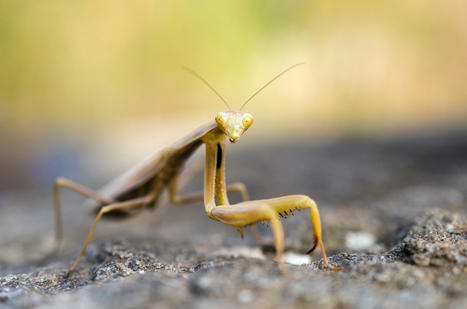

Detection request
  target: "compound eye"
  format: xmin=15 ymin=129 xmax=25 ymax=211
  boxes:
xmin=216 ymin=112 xmax=227 ymax=125
xmin=242 ymin=114 xmax=253 ymax=128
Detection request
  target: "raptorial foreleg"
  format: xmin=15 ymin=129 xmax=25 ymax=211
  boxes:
xmin=210 ymin=202 xmax=285 ymax=265
xmin=209 ymin=195 xmax=341 ymax=271
xmin=259 ymin=194 xmax=341 ymax=270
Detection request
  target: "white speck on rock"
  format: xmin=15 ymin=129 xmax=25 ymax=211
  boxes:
xmin=345 ymin=231 xmax=376 ymax=251
xmin=210 ymin=247 xmax=265 ymax=259
xmin=237 ymin=289 xmax=254 ymax=303
xmin=284 ymin=252 xmax=311 ymax=265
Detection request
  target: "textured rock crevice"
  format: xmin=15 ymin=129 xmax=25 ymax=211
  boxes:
xmin=1 ymin=208 xmax=465 ymax=308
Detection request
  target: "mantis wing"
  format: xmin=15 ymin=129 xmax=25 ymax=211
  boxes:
xmin=86 ymin=121 xmax=218 ymax=210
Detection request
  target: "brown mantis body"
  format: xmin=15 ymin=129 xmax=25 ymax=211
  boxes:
xmin=52 ymin=64 xmax=341 ymax=277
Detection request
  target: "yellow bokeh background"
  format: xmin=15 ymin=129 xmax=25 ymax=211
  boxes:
xmin=1 ymin=0 xmax=466 ymax=186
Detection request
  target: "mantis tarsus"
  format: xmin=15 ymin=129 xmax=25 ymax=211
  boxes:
xmin=52 ymin=63 xmax=341 ymax=277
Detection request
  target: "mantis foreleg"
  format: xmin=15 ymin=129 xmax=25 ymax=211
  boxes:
xmin=169 ymin=173 xmax=265 ymax=241
xmin=202 ymin=130 xmax=340 ymax=271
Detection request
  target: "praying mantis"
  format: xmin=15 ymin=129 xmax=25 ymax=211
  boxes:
xmin=52 ymin=63 xmax=341 ymax=277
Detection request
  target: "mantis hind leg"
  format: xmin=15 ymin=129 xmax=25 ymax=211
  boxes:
xmin=64 ymin=196 xmax=150 ymax=277
xmin=52 ymin=177 xmax=112 ymax=254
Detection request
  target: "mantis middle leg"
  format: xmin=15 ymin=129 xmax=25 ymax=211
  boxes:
xmin=169 ymin=174 xmax=249 ymax=204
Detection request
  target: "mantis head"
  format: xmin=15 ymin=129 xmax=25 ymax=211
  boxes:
xmin=184 ymin=63 xmax=304 ymax=143
xmin=215 ymin=111 xmax=253 ymax=143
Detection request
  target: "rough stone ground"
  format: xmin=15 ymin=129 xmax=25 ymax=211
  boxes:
xmin=0 ymin=130 xmax=466 ymax=308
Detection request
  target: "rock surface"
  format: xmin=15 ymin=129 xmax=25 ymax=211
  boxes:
xmin=0 ymin=131 xmax=466 ymax=308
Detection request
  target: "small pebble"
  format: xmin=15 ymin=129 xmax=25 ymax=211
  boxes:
xmin=345 ymin=232 xmax=376 ymax=251
xmin=237 ymin=289 xmax=254 ymax=303
xmin=374 ymin=272 xmax=391 ymax=283
xmin=284 ymin=252 xmax=311 ymax=265
xmin=412 ymin=254 xmax=430 ymax=266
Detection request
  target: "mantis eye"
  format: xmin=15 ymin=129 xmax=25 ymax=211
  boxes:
xmin=242 ymin=114 xmax=253 ymax=128
xmin=216 ymin=112 xmax=227 ymax=125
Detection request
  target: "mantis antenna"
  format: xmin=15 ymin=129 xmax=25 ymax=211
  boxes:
xmin=183 ymin=67 xmax=232 ymax=110
xmin=239 ymin=62 xmax=305 ymax=111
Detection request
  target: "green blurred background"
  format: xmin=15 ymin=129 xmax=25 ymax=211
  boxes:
xmin=0 ymin=0 xmax=466 ymax=189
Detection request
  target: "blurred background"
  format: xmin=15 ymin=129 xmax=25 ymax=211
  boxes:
xmin=0 ymin=0 xmax=466 ymax=190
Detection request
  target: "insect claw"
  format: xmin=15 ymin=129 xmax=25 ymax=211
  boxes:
xmin=236 ymin=227 xmax=244 ymax=239
xmin=306 ymin=236 xmax=319 ymax=254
